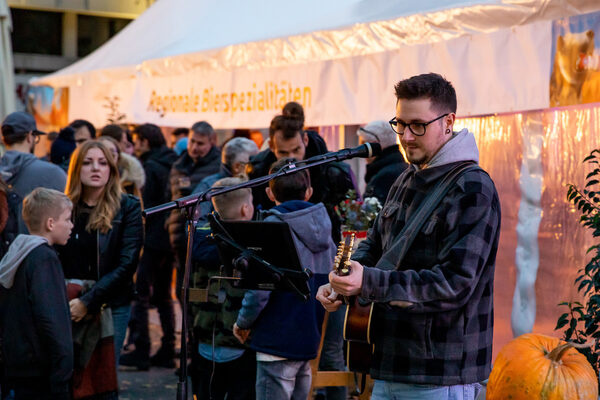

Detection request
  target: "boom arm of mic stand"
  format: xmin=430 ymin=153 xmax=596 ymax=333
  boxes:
xmin=144 ymin=152 xmax=354 ymax=218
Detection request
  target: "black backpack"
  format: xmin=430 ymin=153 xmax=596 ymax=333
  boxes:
xmin=0 ymin=184 xmax=23 ymax=259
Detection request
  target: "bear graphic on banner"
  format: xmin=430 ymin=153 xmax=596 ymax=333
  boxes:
xmin=549 ymin=30 xmax=595 ymax=107
xmin=581 ymin=50 xmax=600 ymax=105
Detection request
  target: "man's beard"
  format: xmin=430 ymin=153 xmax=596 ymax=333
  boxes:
xmin=404 ymin=146 xmax=427 ymax=166
xmin=407 ymin=154 xmax=427 ymax=166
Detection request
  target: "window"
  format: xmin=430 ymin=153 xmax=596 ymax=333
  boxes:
xmin=77 ymin=15 xmax=131 ymax=57
xmin=11 ymin=9 xmax=62 ymax=55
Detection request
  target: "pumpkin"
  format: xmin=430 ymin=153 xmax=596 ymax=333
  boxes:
xmin=487 ymin=333 xmax=598 ymax=400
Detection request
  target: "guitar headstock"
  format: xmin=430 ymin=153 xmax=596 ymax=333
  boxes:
xmin=333 ymin=233 xmax=355 ymax=276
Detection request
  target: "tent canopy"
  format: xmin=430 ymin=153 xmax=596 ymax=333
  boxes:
xmin=31 ymin=0 xmax=600 ymax=129
xmin=37 ymin=0 xmax=500 ymax=81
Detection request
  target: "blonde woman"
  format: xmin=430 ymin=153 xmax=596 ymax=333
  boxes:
xmin=57 ymin=140 xmax=143 ymax=362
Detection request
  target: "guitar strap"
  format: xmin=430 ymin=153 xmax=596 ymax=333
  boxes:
xmin=375 ymin=162 xmax=482 ymax=271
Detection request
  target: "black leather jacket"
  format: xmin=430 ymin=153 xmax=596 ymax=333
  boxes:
xmin=57 ymin=194 xmax=143 ymax=313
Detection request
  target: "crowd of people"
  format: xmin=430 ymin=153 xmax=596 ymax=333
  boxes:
xmin=0 ymin=73 xmax=500 ymax=400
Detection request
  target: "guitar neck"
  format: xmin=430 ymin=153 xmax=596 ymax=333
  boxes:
xmin=332 ymin=233 xmax=355 ymax=304
xmin=334 ymin=233 xmax=355 ymax=276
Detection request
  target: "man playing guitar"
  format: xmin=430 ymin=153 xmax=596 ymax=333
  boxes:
xmin=316 ymin=73 xmax=501 ymax=400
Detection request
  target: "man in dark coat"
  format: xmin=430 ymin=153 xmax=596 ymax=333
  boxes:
xmin=120 ymin=124 xmax=179 ymax=370
xmin=357 ymin=120 xmax=408 ymax=203
xmin=167 ymin=121 xmax=221 ymax=301
xmin=247 ymin=114 xmax=355 ymax=244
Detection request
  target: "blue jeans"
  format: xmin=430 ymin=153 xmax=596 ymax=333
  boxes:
xmin=256 ymin=360 xmax=311 ymax=400
xmin=371 ymin=380 xmax=484 ymax=400
xmin=112 ymin=305 xmax=131 ymax=363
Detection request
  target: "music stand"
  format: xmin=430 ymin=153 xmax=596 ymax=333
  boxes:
xmin=208 ymin=213 xmax=311 ymax=300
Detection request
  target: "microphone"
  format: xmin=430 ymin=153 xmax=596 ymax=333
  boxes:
xmin=327 ymin=142 xmax=382 ymax=161
xmin=295 ymin=143 xmax=381 ymax=166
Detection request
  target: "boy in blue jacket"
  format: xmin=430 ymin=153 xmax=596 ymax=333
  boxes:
xmin=234 ymin=158 xmax=336 ymax=400
xmin=0 ymin=188 xmax=74 ymax=400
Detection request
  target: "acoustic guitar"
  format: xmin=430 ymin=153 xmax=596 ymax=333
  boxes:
xmin=332 ymin=233 xmax=374 ymax=375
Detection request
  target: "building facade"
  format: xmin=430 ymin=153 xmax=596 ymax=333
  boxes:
xmin=9 ymin=0 xmax=154 ymax=109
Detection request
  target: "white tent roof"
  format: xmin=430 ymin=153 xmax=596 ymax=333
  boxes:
xmin=30 ymin=0 xmax=600 ymax=129
xmin=39 ymin=0 xmax=500 ymax=82
xmin=36 ymin=0 xmax=599 ymax=86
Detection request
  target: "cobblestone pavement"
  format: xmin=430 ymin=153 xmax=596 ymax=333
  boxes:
xmin=118 ymin=367 xmax=180 ymax=400
xmin=118 ymin=304 xmax=183 ymax=400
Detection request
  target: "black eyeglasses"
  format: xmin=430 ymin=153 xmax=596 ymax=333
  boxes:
xmin=31 ymin=132 xmax=41 ymax=144
xmin=389 ymin=113 xmax=449 ymax=136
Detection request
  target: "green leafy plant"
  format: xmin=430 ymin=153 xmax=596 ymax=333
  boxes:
xmin=555 ymin=149 xmax=600 ymax=373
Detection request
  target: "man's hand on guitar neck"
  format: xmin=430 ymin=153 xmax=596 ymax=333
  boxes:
xmin=330 ymin=260 xmax=363 ymax=296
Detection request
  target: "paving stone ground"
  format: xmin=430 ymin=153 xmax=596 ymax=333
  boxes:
xmin=118 ymin=304 xmax=183 ymax=400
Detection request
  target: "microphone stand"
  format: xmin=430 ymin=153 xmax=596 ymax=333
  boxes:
xmin=143 ymin=149 xmax=365 ymax=400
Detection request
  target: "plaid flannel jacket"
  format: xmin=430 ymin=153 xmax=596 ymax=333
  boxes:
xmin=353 ymin=161 xmax=501 ymax=385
